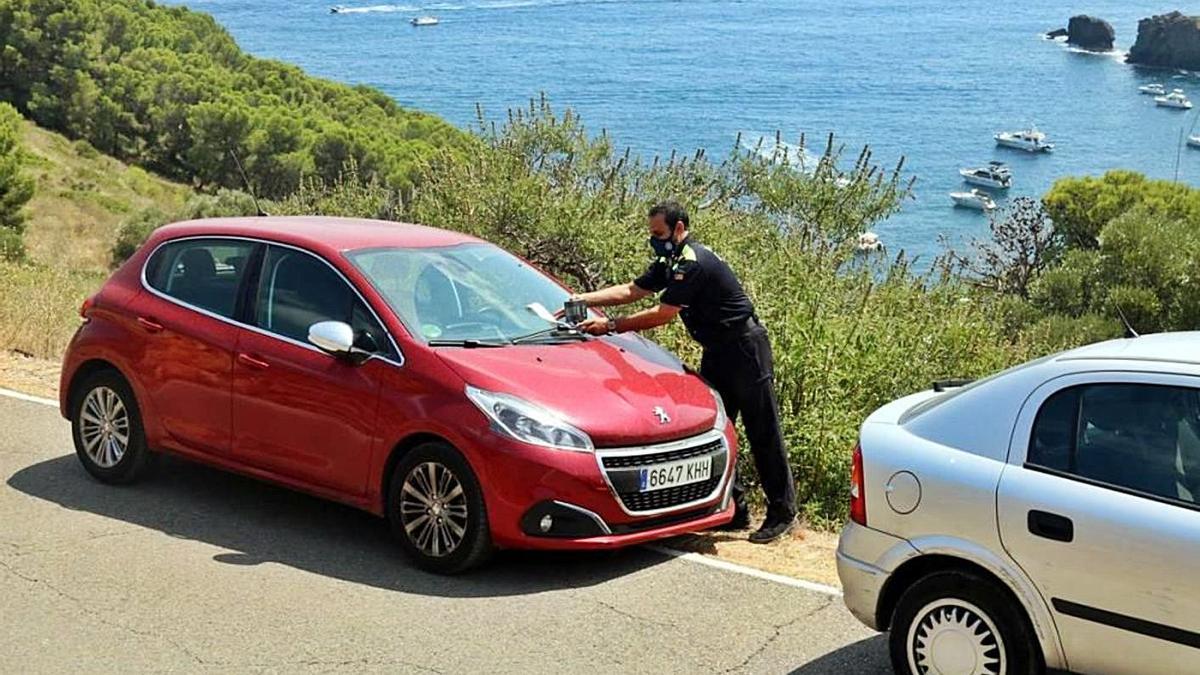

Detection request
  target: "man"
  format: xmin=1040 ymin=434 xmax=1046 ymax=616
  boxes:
xmin=574 ymin=201 xmax=797 ymax=543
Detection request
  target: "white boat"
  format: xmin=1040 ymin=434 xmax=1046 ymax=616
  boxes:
xmin=857 ymin=231 xmax=883 ymax=252
xmin=1139 ymin=83 xmax=1167 ymax=96
xmin=1188 ymin=135 xmax=1200 ymax=149
xmin=1155 ymin=89 xmax=1193 ymax=109
xmin=959 ymin=161 xmax=1012 ymax=189
xmin=411 ymin=15 xmax=439 ymax=26
xmin=950 ymin=189 xmax=997 ymax=211
xmin=994 ymin=127 xmax=1054 ymax=153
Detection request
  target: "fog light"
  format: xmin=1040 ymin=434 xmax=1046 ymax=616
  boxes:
xmin=539 ymin=514 xmax=554 ymax=533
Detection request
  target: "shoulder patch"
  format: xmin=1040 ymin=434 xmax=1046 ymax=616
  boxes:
xmin=679 ymin=244 xmax=698 ymax=262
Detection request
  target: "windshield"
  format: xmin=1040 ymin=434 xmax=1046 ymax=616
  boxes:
xmin=347 ymin=243 xmax=572 ymax=343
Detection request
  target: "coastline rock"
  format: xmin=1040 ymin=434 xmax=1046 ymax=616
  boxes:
xmin=1128 ymin=11 xmax=1200 ymax=70
xmin=1067 ymin=15 xmax=1115 ymax=51
xmin=1046 ymin=28 xmax=1068 ymax=40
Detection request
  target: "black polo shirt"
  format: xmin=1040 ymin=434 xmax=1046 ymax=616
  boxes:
xmin=633 ymin=237 xmax=756 ymax=345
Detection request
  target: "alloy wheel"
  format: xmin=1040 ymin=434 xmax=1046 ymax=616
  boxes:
xmin=78 ymin=386 xmax=130 ymax=469
xmin=399 ymin=461 xmax=469 ymax=557
xmin=906 ymin=598 xmax=1006 ymax=675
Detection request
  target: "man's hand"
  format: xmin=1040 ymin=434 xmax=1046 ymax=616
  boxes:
xmin=578 ymin=317 xmax=612 ymax=336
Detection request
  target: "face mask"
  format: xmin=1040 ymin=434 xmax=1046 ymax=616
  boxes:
xmin=649 ymin=229 xmax=677 ymax=258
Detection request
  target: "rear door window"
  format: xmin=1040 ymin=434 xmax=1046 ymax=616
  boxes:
xmin=1028 ymin=383 xmax=1200 ymax=506
xmin=146 ymin=238 xmax=256 ymax=319
xmin=253 ymin=245 xmax=393 ymax=356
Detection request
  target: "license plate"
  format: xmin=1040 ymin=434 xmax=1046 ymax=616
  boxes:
xmin=638 ymin=457 xmax=712 ymax=492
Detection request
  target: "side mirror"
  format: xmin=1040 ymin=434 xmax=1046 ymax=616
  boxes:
xmin=308 ymin=321 xmax=370 ymax=363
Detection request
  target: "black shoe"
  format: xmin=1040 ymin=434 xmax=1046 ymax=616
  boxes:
xmin=748 ymin=515 xmax=796 ymax=544
xmin=716 ymin=507 xmax=751 ymax=531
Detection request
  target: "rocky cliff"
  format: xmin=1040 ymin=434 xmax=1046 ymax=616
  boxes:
xmin=1128 ymin=11 xmax=1200 ymax=70
xmin=1068 ymin=15 xmax=1115 ymax=51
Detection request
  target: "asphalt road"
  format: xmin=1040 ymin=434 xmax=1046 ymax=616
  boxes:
xmin=0 ymin=394 xmax=888 ymax=673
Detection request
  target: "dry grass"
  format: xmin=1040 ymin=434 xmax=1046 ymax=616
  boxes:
xmin=0 ymin=122 xmax=189 ymax=359
xmin=19 ymin=121 xmax=190 ymax=272
xmin=667 ymin=521 xmax=842 ymax=588
xmin=0 ymin=263 xmax=106 ymax=359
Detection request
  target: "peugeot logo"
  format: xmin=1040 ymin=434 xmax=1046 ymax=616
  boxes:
xmin=653 ymin=406 xmax=671 ymax=424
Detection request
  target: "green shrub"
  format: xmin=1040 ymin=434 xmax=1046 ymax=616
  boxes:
xmin=1029 ymin=204 xmax=1200 ymax=333
xmin=111 ymin=189 xmax=260 ymax=266
xmin=0 ymin=102 xmax=34 ymax=239
xmin=0 ymin=228 xmax=25 ymax=262
xmin=1043 ymin=170 xmax=1200 ymax=250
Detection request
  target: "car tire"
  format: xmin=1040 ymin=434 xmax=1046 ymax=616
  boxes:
xmin=70 ymin=369 xmax=155 ymax=484
xmin=387 ymin=441 xmax=493 ymax=574
xmin=889 ymin=570 xmax=1043 ymax=675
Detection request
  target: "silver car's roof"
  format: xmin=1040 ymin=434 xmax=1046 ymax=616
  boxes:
xmin=871 ymin=333 xmax=1200 ymax=461
xmin=1055 ymin=332 xmax=1200 ymax=367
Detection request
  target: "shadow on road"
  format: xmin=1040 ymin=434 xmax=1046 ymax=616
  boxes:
xmin=7 ymin=454 xmax=670 ymax=598
xmin=789 ymin=635 xmax=890 ymax=674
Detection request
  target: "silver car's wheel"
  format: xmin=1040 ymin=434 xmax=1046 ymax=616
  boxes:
xmin=78 ymin=386 xmax=130 ymax=468
xmin=399 ymin=461 xmax=469 ymax=558
xmin=906 ymin=599 xmax=1005 ymax=675
xmin=889 ymin=570 xmax=1041 ymax=675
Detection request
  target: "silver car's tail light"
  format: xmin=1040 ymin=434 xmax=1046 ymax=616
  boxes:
xmin=850 ymin=443 xmax=866 ymax=526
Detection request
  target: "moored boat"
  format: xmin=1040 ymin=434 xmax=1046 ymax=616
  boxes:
xmin=1188 ymin=135 xmax=1200 ymax=149
xmin=1139 ymin=83 xmax=1167 ymax=96
xmin=950 ymin=189 xmax=997 ymax=211
xmin=1155 ymin=89 xmax=1193 ymax=109
xmin=994 ymin=127 xmax=1054 ymax=153
xmin=959 ymin=161 xmax=1012 ymax=189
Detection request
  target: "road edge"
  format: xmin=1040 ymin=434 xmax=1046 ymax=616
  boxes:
xmin=0 ymin=386 xmax=58 ymax=408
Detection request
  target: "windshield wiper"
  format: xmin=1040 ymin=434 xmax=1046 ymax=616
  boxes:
xmin=510 ymin=324 xmax=590 ymax=345
xmin=427 ymin=339 xmax=508 ymax=348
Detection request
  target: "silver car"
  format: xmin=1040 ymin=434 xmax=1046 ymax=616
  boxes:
xmin=837 ymin=333 xmax=1200 ymax=675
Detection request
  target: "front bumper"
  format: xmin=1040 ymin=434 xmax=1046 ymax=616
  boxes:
xmin=472 ymin=425 xmax=738 ymax=550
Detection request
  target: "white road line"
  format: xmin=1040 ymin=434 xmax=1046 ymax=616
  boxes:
xmin=0 ymin=386 xmax=842 ymax=596
xmin=646 ymin=544 xmax=842 ymax=597
xmin=0 ymin=387 xmax=57 ymax=408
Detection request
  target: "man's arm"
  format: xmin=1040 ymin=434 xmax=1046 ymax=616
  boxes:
xmin=575 ymin=282 xmax=653 ymax=308
xmin=614 ymin=303 xmax=681 ymax=333
xmin=579 ymin=303 xmax=680 ymax=335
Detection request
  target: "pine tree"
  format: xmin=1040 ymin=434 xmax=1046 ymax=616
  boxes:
xmin=0 ymin=103 xmax=35 ymax=235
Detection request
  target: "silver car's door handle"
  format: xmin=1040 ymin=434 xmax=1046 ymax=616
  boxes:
xmin=1028 ymin=510 xmax=1074 ymax=543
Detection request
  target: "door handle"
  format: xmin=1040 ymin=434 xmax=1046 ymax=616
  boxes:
xmin=136 ymin=316 xmax=164 ymax=333
xmin=1028 ymin=510 xmax=1074 ymax=543
xmin=237 ymin=353 xmax=270 ymax=370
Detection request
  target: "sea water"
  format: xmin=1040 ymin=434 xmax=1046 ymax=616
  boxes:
xmin=178 ymin=0 xmax=1200 ymax=261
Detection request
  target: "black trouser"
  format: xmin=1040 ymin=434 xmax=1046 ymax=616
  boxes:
xmin=699 ymin=323 xmax=797 ymax=522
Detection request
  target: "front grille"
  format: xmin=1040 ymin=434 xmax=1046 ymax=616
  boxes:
xmin=616 ymin=476 xmax=723 ymax=512
xmin=597 ymin=433 xmax=728 ymax=513
xmin=601 ymin=438 xmax=723 ymax=468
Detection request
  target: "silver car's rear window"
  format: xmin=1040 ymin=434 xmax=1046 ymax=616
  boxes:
xmin=899 ymin=354 xmax=1058 ymax=425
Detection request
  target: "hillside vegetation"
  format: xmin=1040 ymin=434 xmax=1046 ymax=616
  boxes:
xmin=0 ymin=121 xmax=190 ymax=359
xmin=20 ymin=121 xmax=191 ymax=271
xmin=0 ymin=0 xmax=471 ymax=199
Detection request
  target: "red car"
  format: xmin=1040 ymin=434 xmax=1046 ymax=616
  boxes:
xmin=61 ymin=217 xmax=737 ymax=573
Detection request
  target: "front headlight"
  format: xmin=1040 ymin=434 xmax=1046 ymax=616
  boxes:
xmin=710 ymin=386 xmax=728 ymax=431
xmin=465 ymin=385 xmax=594 ymax=451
